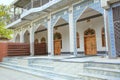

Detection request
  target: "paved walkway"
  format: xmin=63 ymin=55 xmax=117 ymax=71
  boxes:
xmin=62 ymin=56 xmax=120 ymax=64
xmin=0 ymin=67 xmax=48 ymax=80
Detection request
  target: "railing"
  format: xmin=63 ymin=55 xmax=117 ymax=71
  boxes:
xmin=24 ymin=2 xmax=32 ymax=10
xmin=23 ymin=0 xmax=49 ymax=11
xmin=7 ymin=0 xmax=50 ymax=25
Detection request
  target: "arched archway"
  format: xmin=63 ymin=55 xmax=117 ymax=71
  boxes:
xmin=76 ymin=7 xmax=106 ymax=55
xmin=84 ymin=28 xmax=97 ymax=55
xmin=41 ymin=37 xmax=46 ymax=43
xmin=34 ymin=25 xmax=48 ymax=55
xmin=35 ymin=39 xmax=39 ymax=44
xmin=102 ymin=27 xmax=106 ymax=47
xmin=24 ymin=30 xmax=30 ymax=43
xmin=54 ymin=32 xmax=62 ymax=40
xmin=54 ymin=32 xmax=62 ymax=55
xmin=53 ymin=17 xmax=69 ymax=55
xmin=15 ymin=34 xmax=20 ymax=42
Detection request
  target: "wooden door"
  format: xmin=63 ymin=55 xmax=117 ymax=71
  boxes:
xmin=54 ymin=40 xmax=61 ymax=55
xmin=84 ymin=35 xmax=97 ymax=55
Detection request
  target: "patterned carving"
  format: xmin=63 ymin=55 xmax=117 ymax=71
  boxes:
xmin=113 ymin=6 xmax=120 ymax=56
xmin=73 ymin=0 xmax=103 ymax=21
xmin=51 ymin=9 xmax=69 ymax=27
xmin=33 ymin=17 xmax=48 ymax=31
xmin=84 ymin=28 xmax=95 ymax=35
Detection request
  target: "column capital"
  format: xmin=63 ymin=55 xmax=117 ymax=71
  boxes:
xmin=68 ymin=5 xmax=73 ymax=14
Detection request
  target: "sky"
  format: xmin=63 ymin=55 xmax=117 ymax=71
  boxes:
xmin=0 ymin=0 xmax=14 ymax=5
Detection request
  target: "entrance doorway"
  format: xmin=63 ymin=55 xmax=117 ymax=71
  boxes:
xmin=54 ymin=32 xmax=62 ymax=55
xmin=84 ymin=28 xmax=97 ymax=55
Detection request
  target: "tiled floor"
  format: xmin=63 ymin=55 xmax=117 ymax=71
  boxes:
xmin=0 ymin=67 xmax=48 ymax=80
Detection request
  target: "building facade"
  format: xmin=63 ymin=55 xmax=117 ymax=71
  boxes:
xmin=7 ymin=0 xmax=120 ymax=58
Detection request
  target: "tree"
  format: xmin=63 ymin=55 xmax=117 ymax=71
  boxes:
xmin=0 ymin=5 xmax=13 ymax=39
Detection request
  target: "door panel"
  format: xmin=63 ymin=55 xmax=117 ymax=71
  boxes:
xmin=54 ymin=40 xmax=61 ymax=55
xmin=85 ymin=35 xmax=97 ymax=55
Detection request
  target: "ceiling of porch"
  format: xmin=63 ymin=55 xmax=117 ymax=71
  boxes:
xmin=77 ymin=8 xmax=103 ymax=21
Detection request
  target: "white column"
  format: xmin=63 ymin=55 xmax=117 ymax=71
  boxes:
xmin=106 ymin=8 xmax=117 ymax=58
xmin=30 ymin=28 xmax=34 ymax=56
xmin=48 ymin=19 xmax=54 ymax=56
xmin=69 ymin=7 xmax=77 ymax=56
xmin=103 ymin=10 xmax=109 ymax=55
xmin=20 ymin=31 xmax=24 ymax=43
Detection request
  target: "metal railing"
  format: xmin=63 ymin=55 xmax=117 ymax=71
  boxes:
xmin=8 ymin=0 xmax=50 ymax=25
xmin=23 ymin=0 xmax=49 ymax=11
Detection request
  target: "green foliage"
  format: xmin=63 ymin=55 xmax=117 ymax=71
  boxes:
xmin=0 ymin=5 xmax=13 ymax=39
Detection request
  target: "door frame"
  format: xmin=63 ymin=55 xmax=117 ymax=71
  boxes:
xmin=84 ymin=28 xmax=97 ymax=55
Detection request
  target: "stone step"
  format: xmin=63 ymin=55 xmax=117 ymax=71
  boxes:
xmin=85 ymin=62 xmax=120 ymax=69
xmin=4 ymin=60 xmax=18 ymax=64
xmin=79 ymin=72 xmax=120 ymax=80
xmin=0 ymin=62 xmax=81 ymax=80
xmin=29 ymin=64 xmax=54 ymax=71
xmin=29 ymin=58 xmax=54 ymax=65
xmin=85 ymin=67 xmax=120 ymax=77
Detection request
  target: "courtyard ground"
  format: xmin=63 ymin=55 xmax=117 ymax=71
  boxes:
xmin=0 ymin=67 xmax=46 ymax=80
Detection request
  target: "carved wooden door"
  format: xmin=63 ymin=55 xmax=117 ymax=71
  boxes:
xmin=54 ymin=40 xmax=61 ymax=55
xmin=85 ymin=35 xmax=97 ymax=55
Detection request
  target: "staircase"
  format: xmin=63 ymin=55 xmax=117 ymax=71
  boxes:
xmin=28 ymin=58 xmax=54 ymax=71
xmin=0 ymin=57 xmax=120 ymax=80
xmin=79 ymin=62 xmax=120 ymax=80
xmin=0 ymin=57 xmax=81 ymax=80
